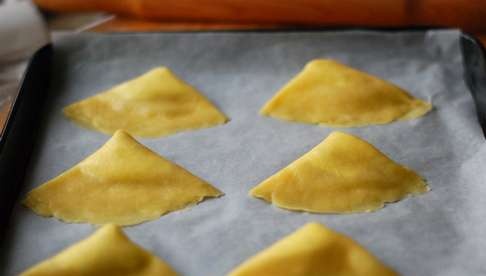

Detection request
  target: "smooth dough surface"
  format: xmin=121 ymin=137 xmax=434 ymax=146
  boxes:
xmin=64 ymin=67 xmax=228 ymax=137
xmin=21 ymin=224 xmax=179 ymax=276
xmin=23 ymin=130 xmax=222 ymax=225
xmin=260 ymin=59 xmax=431 ymax=126
xmin=250 ymin=131 xmax=427 ymax=213
xmin=228 ymin=222 xmax=398 ymax=276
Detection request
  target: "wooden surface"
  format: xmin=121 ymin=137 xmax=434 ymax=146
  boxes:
xmin=89 ymin=16 xmax=486 ymax=48
xmin=477 ymin=34 xmax=486 ymax=47
xmin=90 ymin=17 xmax=284 ymax=32
xmin=34 ymin=0 xmax=486 ymax=45
xmin=0 ymin=100 xmax=10 ymax=131
xmin=36 ymin=0 xmax=486 ymax=32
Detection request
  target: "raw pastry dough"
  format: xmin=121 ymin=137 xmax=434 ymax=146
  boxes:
xmin=260 ymin=59 xmax=431 ymax=126
xmin=251 ymin=131 xmax=427 ymax=213
xmin=21 ymin=224 xmax=179 ymax=276
xmin=228 ymin=222 xmax=398 ymax=276
xmin=64 ymin=67 xmax=228 ymax=137
xmin=23 ymin=130 xmax=222 ymax=225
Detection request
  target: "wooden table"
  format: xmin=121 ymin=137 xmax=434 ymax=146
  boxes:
xmin=90 ymin=16 xmax=486 ymax=47
xmin=43 ymin=13 xmax=486 ymax=48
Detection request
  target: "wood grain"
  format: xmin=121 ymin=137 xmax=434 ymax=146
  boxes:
xmin=91 ymin=17 xmax=283 ymax=32
xmin=88 ymin=16 xmax=486 ymax=49
xmin=35 ymin=0 xmax=486 ymax=32
xmin=477 ymin=34 xmax=486 ymax=47
xmin=0 ymin=99 xmax=11 ymax=133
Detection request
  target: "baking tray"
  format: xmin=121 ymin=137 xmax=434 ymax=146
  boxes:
xmin=1 ymin=30 xmax=485 ymax=275
xmin=0 ymin=44 xmax=52 ymax=240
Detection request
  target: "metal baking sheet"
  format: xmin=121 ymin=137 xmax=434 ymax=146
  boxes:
xmin=2 ymin=30 xmax=485 ymax=276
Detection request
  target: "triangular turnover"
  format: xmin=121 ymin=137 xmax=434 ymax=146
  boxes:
xmin=24 ymin=130 xmax=222 ymax=225
xmin=64 ymin=67 xmax=228 ymax=137
xmin=21 ymin=224 xmax=179 ymax=276
xmin=260 ymin=59 xmax=431 ymax=126
xmin=250 ymin=131 xmax=427 ymax=213
xmin=228 ymin=222 xmax=398 ymax=276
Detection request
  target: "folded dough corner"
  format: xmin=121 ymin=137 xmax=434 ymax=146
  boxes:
xmin=250 ymin=131 xmax=428 ymax=213
xmin=260 ymin=59 xmax=431 ymax=126
xmin=64 ymin=67 xmax=228 ymax=137
xmin=20 ymin=224 xmax=179 ymax=276
xmin=23 ymin=130 xmax=223 ymax=225
xmin=228 ymin=222 xmax=398 ymax=276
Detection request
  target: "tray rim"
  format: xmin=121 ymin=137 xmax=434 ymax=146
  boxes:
xmin=0 ymin=44 xmax=52 ymax=244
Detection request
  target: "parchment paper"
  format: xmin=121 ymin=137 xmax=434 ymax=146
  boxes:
xmin=2 ymin=30 xmax=485 ymax=276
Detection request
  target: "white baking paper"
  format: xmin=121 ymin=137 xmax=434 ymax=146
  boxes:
xmin=2 ymin=30 xmax=485 ymax=276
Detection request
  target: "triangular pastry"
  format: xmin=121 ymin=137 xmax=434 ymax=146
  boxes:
xmin=24 ymin=130 xmax=222 ymax=225
xmin=64 ymin=67 xmax=228 ymax=137
xmin=228 ymin=222 xmax=398 ymax=276
xmin=250 ymin=131 xmax=427 ymax=213
xmin=260 ymin=59 xmax=431 ymax=126
xmin=21 ymin=224 xmax=179 ymax=276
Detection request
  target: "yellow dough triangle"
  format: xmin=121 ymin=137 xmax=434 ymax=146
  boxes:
xmin=228 ymin=222 xmax=398 ymax=276
xmin=21 ymin=224 xmax=179 ymax=276
xmin=250 ymin=131 xmax=427 ymax=213
xmin=23 ymin=130 xmax=222 ymax=225
xmin=260 ymin=59 xmax=431 ymax=126
xmin=64 ymin=67 xmax=228 ymax=137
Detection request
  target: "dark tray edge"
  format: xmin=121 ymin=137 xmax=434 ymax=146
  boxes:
xmin=460 ymin=33 xmax=486 ymax=137
xmin=0 ymin=44 xmax=52 ymax=242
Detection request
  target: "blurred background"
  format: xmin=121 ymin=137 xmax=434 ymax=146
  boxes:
xmin=1 ymin=0 xmax=486 ymax=131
